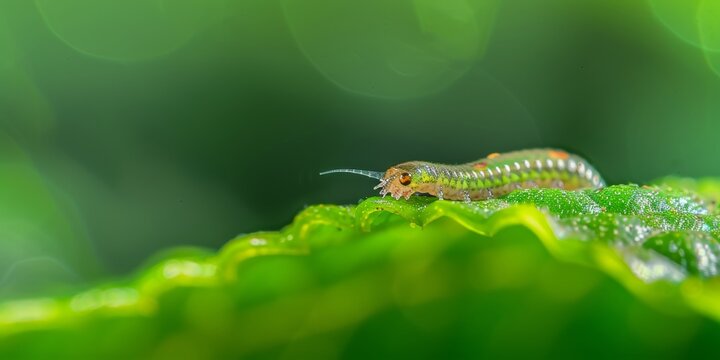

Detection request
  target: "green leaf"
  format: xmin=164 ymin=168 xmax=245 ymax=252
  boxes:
xmin=3 ymin=178 xmax=720 ymax=357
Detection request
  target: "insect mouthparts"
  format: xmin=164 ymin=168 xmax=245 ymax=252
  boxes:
xmin=319 ymin=168 xmax=385 ymax=181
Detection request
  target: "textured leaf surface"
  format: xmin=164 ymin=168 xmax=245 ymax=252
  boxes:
xmin=3 ymin=179 xmax=720 ymax=358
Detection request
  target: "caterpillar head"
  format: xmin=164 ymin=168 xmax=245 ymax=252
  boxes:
xmin=373 ymin=164 xmax=418 ymax=200
xmin=319 ymin=163 xmax=419 ymax=200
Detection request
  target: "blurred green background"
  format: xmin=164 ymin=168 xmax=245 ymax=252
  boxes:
xmin=0 ymin=0 xmax=719 ymax=298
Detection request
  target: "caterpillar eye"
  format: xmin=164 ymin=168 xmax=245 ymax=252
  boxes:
xmin=399 ymin=173 xmax=412 ymax=186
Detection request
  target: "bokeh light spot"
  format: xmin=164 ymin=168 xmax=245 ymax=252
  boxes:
xmin=0 ymin=256 xmax=79 ymax=298
xmin=0 ymin=134 xmax=97 ymax=285
xmin=0 ymin=17 xmax=54 ymax=134
xmin=648 ymin=0 xmax=705 ymax=48
xmin=645 ymin=1 xmax=720 ymax=92
xmin=34 ymin=0 xmax=226 ymax=62
xmin=283 ymin=0 xmax=498 ymax=99
xmin=0 ymin=18 xmax=14 ymax=70
xmin=698 ymin=0 xmax=720 ymax=76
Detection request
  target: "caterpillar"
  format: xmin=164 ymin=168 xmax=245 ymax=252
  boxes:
xmin=320 ymin=149 xmax=605 ymax=202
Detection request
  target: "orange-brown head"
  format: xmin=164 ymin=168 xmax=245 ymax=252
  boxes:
xmin=374 ymin=163 xmax=421 ymax=200
xmin=320 ymin=162 xmax=423 ymax=200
